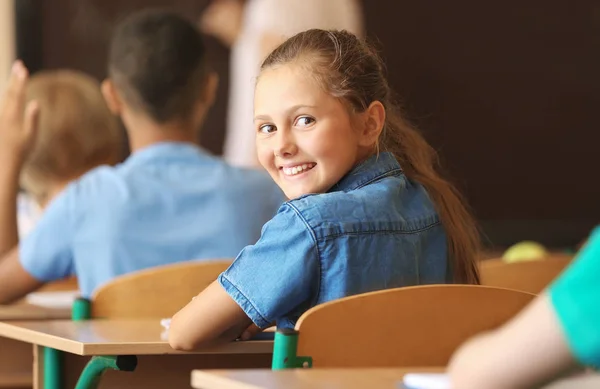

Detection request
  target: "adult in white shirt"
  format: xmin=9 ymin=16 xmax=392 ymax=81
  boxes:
xmin=201 ymin=0 xmax=364 ymax=167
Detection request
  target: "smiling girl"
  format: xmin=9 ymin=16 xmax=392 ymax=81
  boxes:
xmin=169 ymin=29 xmax=481 ymax=350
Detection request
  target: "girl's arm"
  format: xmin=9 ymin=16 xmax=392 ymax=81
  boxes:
xmin=169 ymin=204 xmax=319 ymax=350
xmin=168 ymin=280 xmax=252 ymax=350
xmin=449 ymin=292 xmax=577 ymax=389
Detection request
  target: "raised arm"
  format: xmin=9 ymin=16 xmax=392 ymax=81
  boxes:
xmin=0 ymin=61 xmax=39 ymax=255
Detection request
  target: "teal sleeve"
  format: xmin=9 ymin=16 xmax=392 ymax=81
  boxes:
xmin=549 ymin=226 xmax=600 ymax=368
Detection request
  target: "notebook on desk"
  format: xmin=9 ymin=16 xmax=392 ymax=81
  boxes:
xmin=160 ymin=318 xmax=276 ymax=341
xmin=401 ymin=373 xmax=450 ymax=389
xmin=26 ymin=290 xmax=79 ymax=309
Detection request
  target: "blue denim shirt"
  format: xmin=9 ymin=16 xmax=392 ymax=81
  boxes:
xmin=20 ymin=142 xmax=285 ymax=298
xmin=219 ymin=152 xmax=448 ymax=329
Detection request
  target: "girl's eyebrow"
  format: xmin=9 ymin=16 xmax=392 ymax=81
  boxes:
xmin=254 ymin=114 xmax=271 ymax=122
xmin=254 ymin=104 xmax=318 ymax=122
xmin=288 ymin=104 xmax=318 ymax=114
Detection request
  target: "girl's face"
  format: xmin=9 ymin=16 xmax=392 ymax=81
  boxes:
xmin=254 ymin=64 xmax=368 ymax=200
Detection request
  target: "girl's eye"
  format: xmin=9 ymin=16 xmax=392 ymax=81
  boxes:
xmin=258 ymin=124 xmax=276 ymax=134
xmin=295 ymin=116 xmax=315 ymax=127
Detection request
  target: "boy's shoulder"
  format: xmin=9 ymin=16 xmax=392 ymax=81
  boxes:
xmin=74 ymin=157 xmax=278 ymax=189
xmin=219 ymin=164 xmax=285 ymax=199
xmin=75 ymin=163 xmax=122 ymax=185
xmin=70 ymin=160 xmax=284 ymax=210
xmin=65 ymin=164 xmax=127 ymax=203
xmin=223 ymin=164 xmax=274 ymax=184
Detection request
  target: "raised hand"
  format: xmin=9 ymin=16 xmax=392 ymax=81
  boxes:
xmin=0 ymin=61 xmax=40 ymax=163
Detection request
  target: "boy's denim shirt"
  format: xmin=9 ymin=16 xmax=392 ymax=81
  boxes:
xmin=219 ymin=152 xmax=449 ymax=329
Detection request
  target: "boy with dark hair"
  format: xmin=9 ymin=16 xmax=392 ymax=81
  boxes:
xmin=0 ymin=10 xmax=284 ymax=302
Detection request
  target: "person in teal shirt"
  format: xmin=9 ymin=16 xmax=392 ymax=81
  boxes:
xmin=450 ymin=226 xmax=600 ymax=389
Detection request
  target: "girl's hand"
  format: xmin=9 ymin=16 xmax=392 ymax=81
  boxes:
xmin=0 ymin=61 xmax=40 ymax=164
xmin=240 ymin=323 xmax=262 ymax=340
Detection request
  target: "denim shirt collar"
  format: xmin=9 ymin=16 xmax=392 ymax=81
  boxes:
xmin=329 ymin=152 xmax=402 ymax=193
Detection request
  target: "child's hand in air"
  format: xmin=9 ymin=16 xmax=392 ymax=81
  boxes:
xmin=0 ymin=61 xmax=40 ymax=164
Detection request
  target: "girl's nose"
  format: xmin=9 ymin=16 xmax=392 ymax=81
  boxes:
xmin=274 ymin=130 xmax=298 ymax=158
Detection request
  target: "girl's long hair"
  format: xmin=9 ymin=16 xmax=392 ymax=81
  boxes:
xmin=261 ymin=29 xmax=480 ymax=283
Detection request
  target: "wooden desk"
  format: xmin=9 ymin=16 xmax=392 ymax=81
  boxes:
xmin=0 ymin=304 xmax=70 ymax=389
xmin=544 ymin=374 xmax=600 ymax=389
xmin=0 ymin=320 xmax=273 ymax=389
xmin=191 ymin=368 xmax=442 ymax=389
xmin=0 ymin=304 xmax=69 ymax=321
xmin=0 ymin=320 xmax=271 ymax=356
xmin=191 ymin=369 xmax=600 ymax=389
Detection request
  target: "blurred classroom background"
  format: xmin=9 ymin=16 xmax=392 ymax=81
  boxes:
xmin=1 ymin=0 xmax=598 ymax=250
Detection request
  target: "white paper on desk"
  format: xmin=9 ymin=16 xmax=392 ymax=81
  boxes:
xmin=26 ymin=290 xmax=79 ymax=309
xmin=160 ymin=318 xmax=171 ymax=330
xmin=160 ymin=318 xmax=171 ymax=341
xmin=403 ymin=373 xmax=451 ymax=389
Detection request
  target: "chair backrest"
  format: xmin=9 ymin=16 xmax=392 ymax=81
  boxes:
xmin=294 ymin=284 xmax=535 ymax=367
xmin=91 ymin=260 xmax=232 ymax=318
xmin=480 ymin=254 xmax=573 ymax=294
xmin=38 ymin=277 xmax=79 ymax=292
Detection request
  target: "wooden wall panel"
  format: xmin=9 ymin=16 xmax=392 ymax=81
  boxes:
xmin=15 ymin=1 xmax=600 ymax=247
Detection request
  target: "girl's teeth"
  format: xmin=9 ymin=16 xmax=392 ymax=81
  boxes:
xmin=283 ymin=163 xmax=314 ymax=176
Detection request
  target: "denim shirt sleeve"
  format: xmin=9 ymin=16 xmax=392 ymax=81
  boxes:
xmin=219 ymin=203 xmax=319 ymax=328
xmin=549 ymin=226 xmax=600 ymax=368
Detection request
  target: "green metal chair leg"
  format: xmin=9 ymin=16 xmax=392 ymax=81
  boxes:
xmin=41 ymin=295 xmax=91 ymax=389
xmin=43 ymin=347 xmax=63 ymax=389
xmin=43 ymin=297 xmax=93 ymax=388
xmin=70 ymin=299 xmax=137 ymax=389
xmin=74 ymin=355 xmax=137 ymax=389
xmin=271 ymin=329 xmax=312 ymax=369
xmin=71 ymin=298 xmax=92 ymax=321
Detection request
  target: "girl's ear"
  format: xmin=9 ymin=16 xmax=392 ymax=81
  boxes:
xmin=358 ymin=100 xmax=385 ymax=147
xmin=101 ymin=79 xmax=122 ymax=115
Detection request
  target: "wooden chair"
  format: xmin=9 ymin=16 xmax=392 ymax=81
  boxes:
xmin=37 ymin=276 xmax=79 ymax=292
xmin=480 ymin=254 xmax=573 ymax=294
xmin=272 ymin=285 xmax=535 ymax=369
xmin=64 ymin=259 xmax=275 ymax=389
xmin=89 ymin=260 xmax=232 ymax=318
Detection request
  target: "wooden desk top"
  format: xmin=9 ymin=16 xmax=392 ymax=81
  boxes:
xmin=191 ymin=368 xmax=443 ymax=389
xmin=191 ymin=369 xmax=600 ymax=389
xmin=0 ymin=303 xmax=70 ymax=321
xmin=0 ymin=319 xmax=273 ymax=356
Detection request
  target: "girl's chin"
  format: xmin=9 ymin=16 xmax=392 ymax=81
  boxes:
xmin=283 ymin=186 xmax=326 ymax=200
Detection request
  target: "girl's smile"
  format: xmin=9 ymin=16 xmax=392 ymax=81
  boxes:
xmin=254 ymin=64 xmax=368 ymax=200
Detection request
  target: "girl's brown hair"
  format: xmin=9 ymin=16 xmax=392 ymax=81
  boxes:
xmin=261 ymin=29 xmax=480 ymax=284
xmin=22 ymin=70 xmax=122 ymax=205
